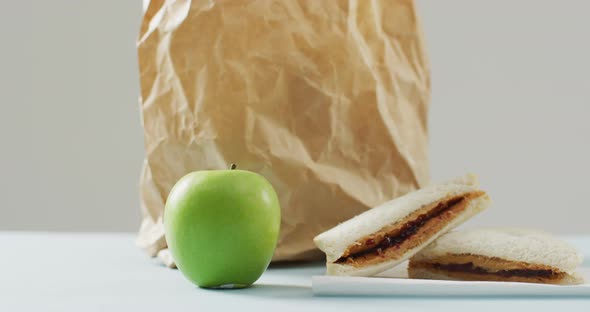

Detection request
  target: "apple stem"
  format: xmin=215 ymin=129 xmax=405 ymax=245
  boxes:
xmin=230 ymin=163 xmax=237 ymax=170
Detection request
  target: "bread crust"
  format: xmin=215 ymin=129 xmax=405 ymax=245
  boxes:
xmin=336 ymin=192 xmax=485 ymax=267
xmin=314 ymin=175 xmax=485 ymax=264
xmin=325 ymin=194 xmax=491 ymax=276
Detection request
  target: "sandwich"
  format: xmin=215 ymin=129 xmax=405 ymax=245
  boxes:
xmin=313 ymin=174 xmax=491 ymax=276
xmin=408 ymin=228 xmax=584 ymax=285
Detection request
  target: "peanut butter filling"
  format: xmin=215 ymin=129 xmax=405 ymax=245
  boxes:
xmin=409 ymin=254 xmax=565 ymax=284
xmin=335 ymin=192 xmax=485 ymax=267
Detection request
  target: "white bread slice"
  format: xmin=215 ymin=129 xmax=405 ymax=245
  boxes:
xmin=411 ymin=228 xmax=584 ymax=274
xmin=313 ymin=174 xmax=491 ymax=276
xmin=325 ymin=194 xmax=491 ymax=276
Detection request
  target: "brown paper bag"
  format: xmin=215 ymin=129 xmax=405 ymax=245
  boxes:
xmin=136 ymin=0 xmax=430 ymax=262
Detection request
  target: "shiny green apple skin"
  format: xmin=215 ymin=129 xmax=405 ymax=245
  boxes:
xmin=164 ymin=169 xmax=281 ymax=289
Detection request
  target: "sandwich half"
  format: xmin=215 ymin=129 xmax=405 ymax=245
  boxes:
xmin=409 ymin=228 xmax=584 ymax=285
xmin=313 ymin=174 xmax=491 ymax=276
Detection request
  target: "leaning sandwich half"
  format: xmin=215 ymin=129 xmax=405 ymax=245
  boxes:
xmin=313 ymin=174 xmax=491 ymax=276
xmin=409 ymin=228 xmax=584 ymax=285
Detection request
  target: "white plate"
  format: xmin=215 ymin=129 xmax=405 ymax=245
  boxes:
xmin=312 ymin=263 xmax=590 ymax=297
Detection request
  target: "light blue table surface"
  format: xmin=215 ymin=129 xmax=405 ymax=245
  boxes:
xmin=2 ymin=232 xmax=589 ymax=311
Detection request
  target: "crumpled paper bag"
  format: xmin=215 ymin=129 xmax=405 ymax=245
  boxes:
xmin=136 ymin=0 xmax=430 ymax=263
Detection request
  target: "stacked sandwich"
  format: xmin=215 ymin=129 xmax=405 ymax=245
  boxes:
xmin=313 ymin=174 xmax=584 ymax=285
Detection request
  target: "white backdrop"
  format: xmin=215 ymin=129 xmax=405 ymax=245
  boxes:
xmin=0 ymin=1 xmax=588 ymax=233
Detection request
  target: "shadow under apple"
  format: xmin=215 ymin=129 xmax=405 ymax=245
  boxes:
xmin=200 ymin=283 xmax=313 ymax=299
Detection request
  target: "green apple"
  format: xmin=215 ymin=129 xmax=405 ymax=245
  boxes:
xmin=164 ymin=165 xmax=281 ymax=289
